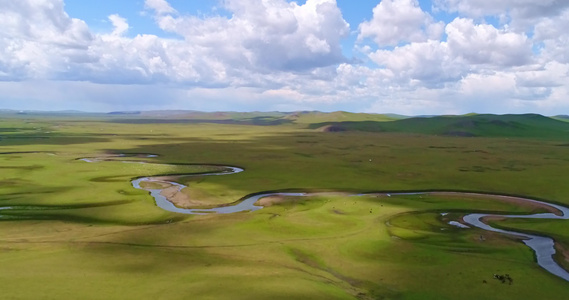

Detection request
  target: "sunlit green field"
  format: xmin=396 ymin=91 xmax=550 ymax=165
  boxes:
xmin=1 ymin=114 xmax=569 ymax=299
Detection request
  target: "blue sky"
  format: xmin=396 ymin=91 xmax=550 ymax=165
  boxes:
xmin=1 ymin=0 xmax=568 ymax=114
xmin=62 ymin=0 xmax=380 ymax=57
xmin=64 ymin=0 xmax=221 ymax=37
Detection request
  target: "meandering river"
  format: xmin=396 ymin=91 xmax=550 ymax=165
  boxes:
xmin=82 ymin=155 xmax=569 ymax=282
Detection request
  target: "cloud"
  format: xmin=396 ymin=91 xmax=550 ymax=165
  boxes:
xmin=369 ymin=40 xmax=460 ymax=86
xmin=0 ymin=0 xmax=93 ymax=80
xmin=144 ymin=0 xmax=176 ymax=15
xmin=445 ymin=18 xmax=533 ymax=67
xmin=1 ymin=0 xmax=350 ymax=86
xmin=108 ymin=14 xmax=129 ymax=36
xmin=434 ymin=0 xmax=569 ymax=19
xmin=149 ymin=0 xmax=350 ymax=72
xmin=533 ymin=10 xmax=569 ymax=63
xmin=0 ymin=0 xmax=569 ymax=115
xmin=358 ymin=0 xmax=444 ymax=47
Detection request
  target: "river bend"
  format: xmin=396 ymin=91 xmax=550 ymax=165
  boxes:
xmin=80 ymin=155 xmax=569 ymax=282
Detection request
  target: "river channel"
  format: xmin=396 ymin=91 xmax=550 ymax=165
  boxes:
xmin=80 ymin=155 xmax=569 ymax=282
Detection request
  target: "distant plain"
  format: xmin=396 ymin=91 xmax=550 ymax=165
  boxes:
xmin=1 ymin=110 xmax=569 ymax=299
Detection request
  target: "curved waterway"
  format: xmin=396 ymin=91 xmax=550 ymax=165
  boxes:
xmin=463 ymin=197 xmax=569 ymax=281
xmin=131 ymin=169 xmax=306 ymax=215
xmin=79 ymin=154 xmax=569 ymax=282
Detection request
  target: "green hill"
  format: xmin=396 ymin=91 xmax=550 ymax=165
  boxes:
xmin=310 ymin=114 xmax=569 ymax=139
xmin=554 ymin=115 xmax=569 ymax=122
xmin=286 ymin=111 xmax=402 ymax=124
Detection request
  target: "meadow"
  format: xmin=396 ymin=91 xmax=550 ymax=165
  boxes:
xmin=1 ymin=112 xmax=569 ymax=299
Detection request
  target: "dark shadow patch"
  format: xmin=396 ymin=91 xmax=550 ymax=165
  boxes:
xmin=108 ymin=118 xmax=293 ymax=126
xmin=0 ymin=165 xmax=44 ymax=171
xmin=443 ymin=131 xmax=477 ymax=137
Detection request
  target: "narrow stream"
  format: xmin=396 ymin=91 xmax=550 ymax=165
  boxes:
xmin=462 ymin=197 xmax=569 ymax=281
xmin=131 ymin=169 xmax=305 ymax=214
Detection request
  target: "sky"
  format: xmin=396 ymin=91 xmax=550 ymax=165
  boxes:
xmin=1 ymin=0 xmax=568 ymax=115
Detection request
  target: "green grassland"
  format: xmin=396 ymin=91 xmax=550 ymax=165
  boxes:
xmin=1 ymin=112 xmax=569 ymax=299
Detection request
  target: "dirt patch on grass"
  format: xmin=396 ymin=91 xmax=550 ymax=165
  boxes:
xmin=258 ymin=195 xmax=282 ymax=206
xmin=159 ymin=185 xmax=189 ymax=207
xmin=139 ymin=180 xmax=171 ymax=190
xmin=142 ymin=178 xmax=216 ymax=209
xmin=257 ymin=195 xmax=299 ymax=206
xmin=554 ymin=242 xmax=569 ymax=271
xmin=480 ymin=216 xmax=507 ymax=223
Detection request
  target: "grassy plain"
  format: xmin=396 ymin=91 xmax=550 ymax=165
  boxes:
xmin=1 ymin=112 xmax=569 ymax=299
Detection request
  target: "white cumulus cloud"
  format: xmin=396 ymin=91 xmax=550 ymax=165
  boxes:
xmin=147 ymin=0 xmax=349 ymax=72
xmin=445 ymin=18 xmax=533 ymax=67
xmin=108 ymin=14 xmax=129 ymax=37
xmin=0 ymin=0 xmax=93 ymax=80
xmin=358 ymin=0 xmax=444 ymax=46
xmin=144 ymin=0 xmax=176 ymax=15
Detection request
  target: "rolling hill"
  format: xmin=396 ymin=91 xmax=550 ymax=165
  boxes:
xmin=310 ymin=114 xmax=569 ymax=138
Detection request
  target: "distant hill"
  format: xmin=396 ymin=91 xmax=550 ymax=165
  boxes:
xmin=107 ymin=110 xmax=401 ymax=126
xmin=108 ymin=111 xmax=141 ymax=115
xmin=2 ymin=109 xmax=567 ymax=138
xmin=285 ymin=111 xmax=402 ymax=124
xmin=310 ymin=114 xmax=569 ymax=138
xmin=0 ymin=110 xmax=106 ymax=116
xmin=109 ymin=111 xmax=293 ymax=125
xmin=383 ymin=113 xmax=409 ymax=119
